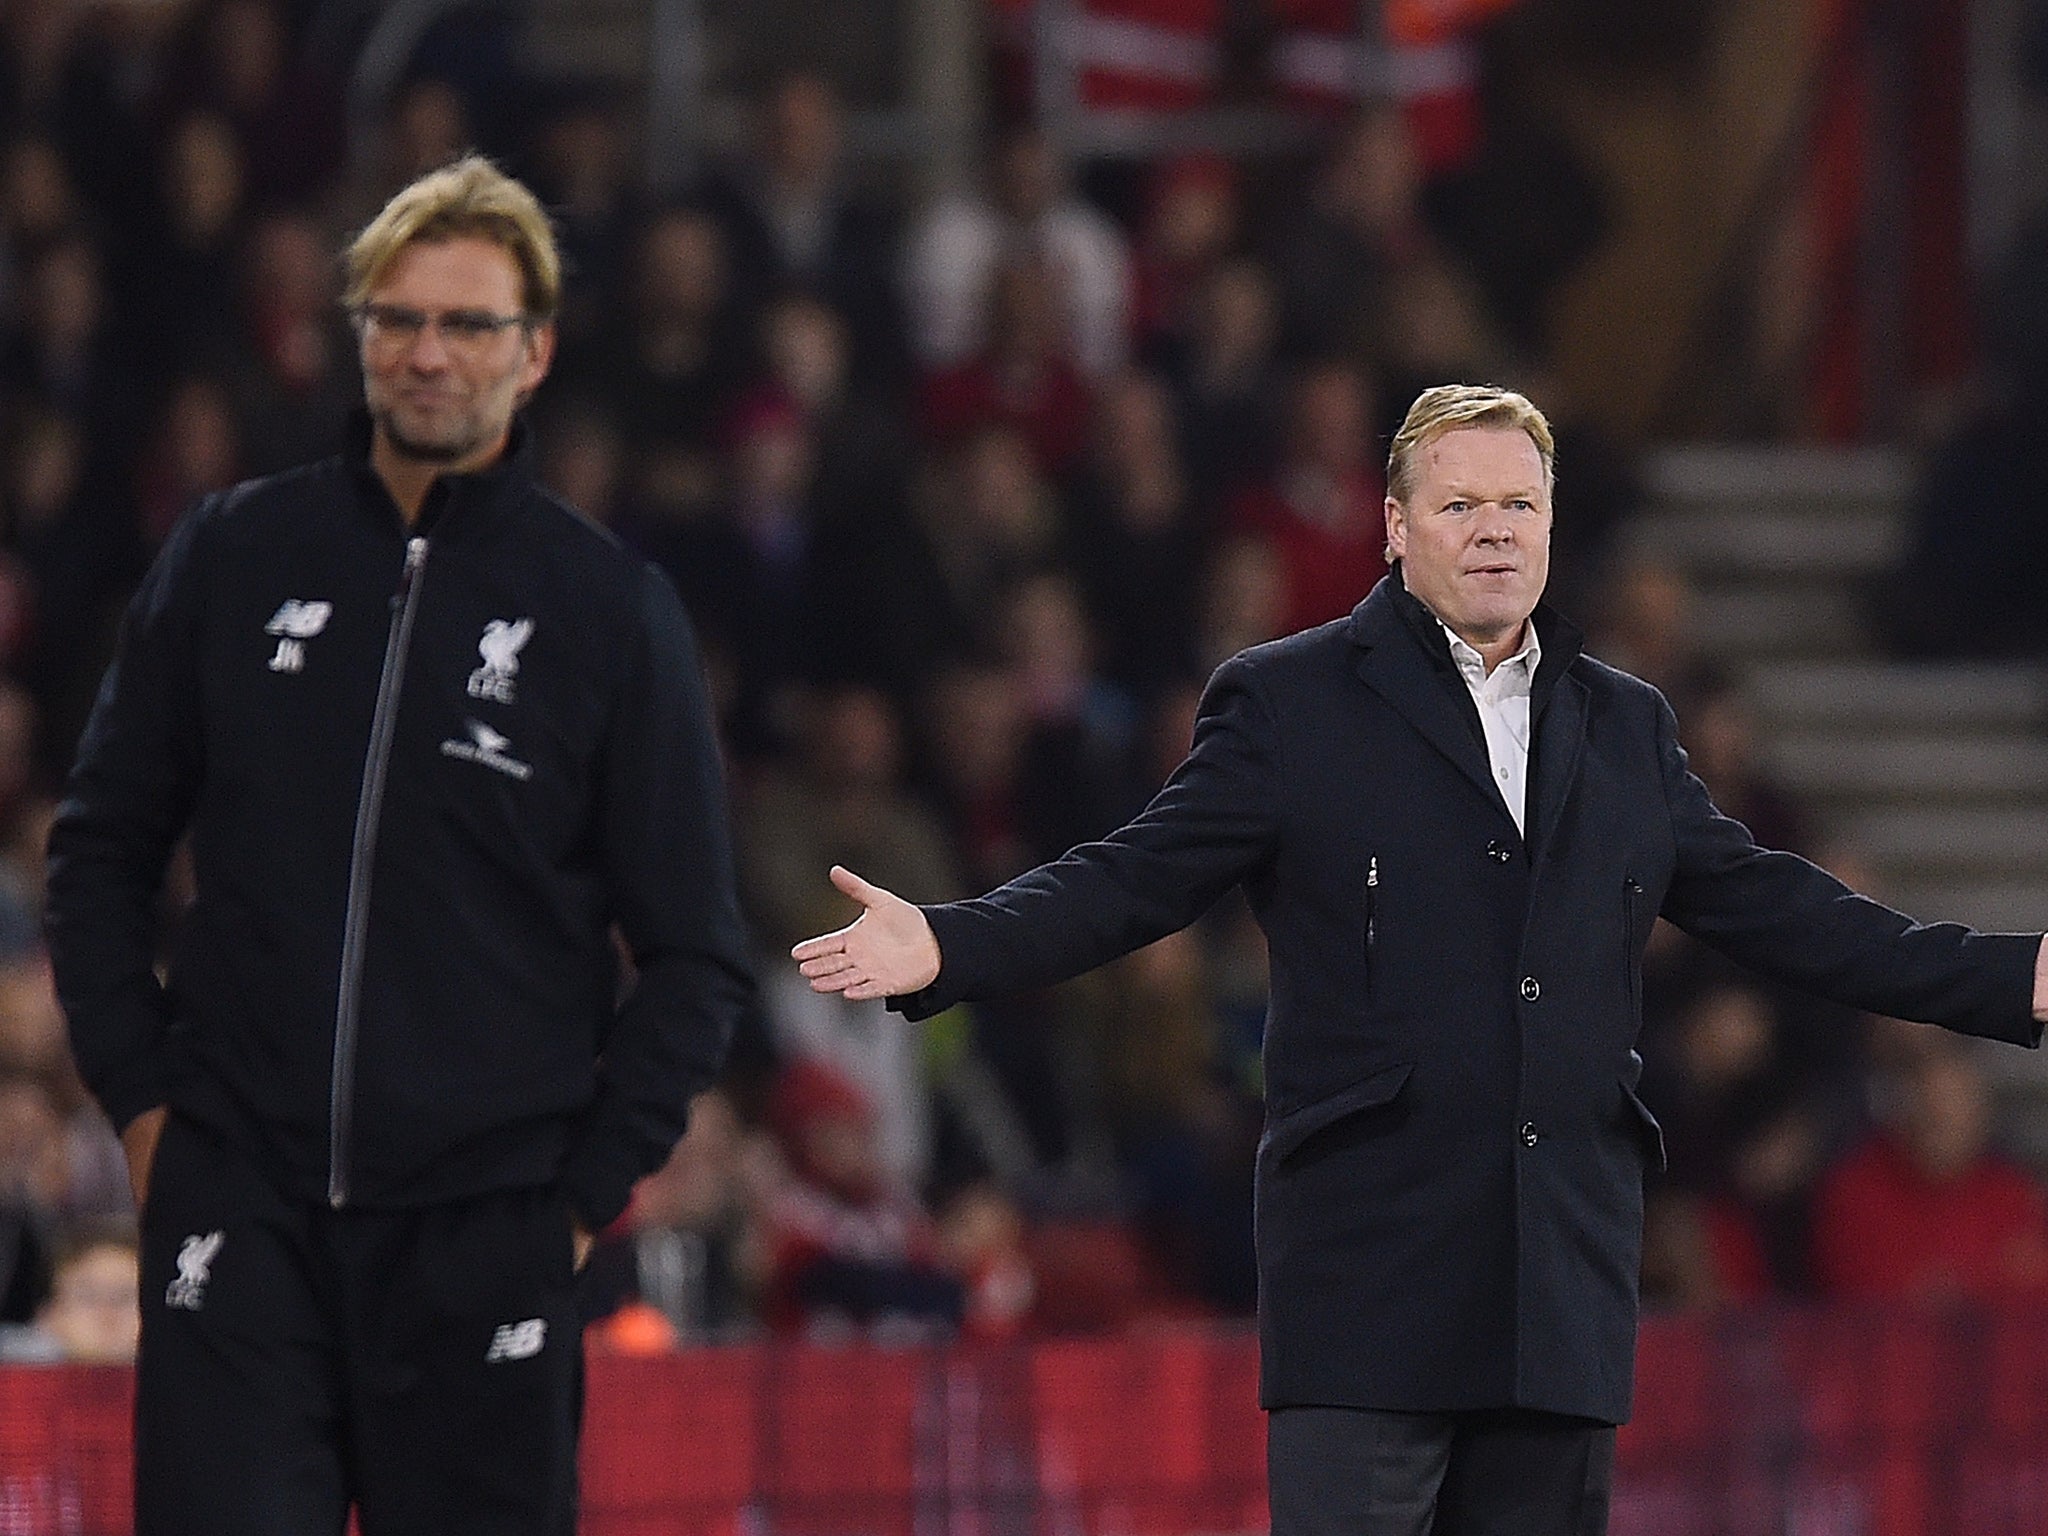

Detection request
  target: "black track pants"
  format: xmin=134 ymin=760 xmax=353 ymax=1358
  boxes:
xmin=135 ymin=1115 xmax=583 ymax=1536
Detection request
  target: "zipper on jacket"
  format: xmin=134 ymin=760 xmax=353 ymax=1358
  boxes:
xmin=329 ymin=535 xmax=429 ymax=1208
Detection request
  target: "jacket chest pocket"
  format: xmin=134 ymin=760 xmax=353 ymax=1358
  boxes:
xmin=1363 ymin=855 xmax=1379 ymax=1000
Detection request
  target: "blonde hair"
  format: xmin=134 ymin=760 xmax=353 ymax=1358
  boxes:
xmin=343 ymin=155 xmax=561 ymax=320
xmin=1386 ymin=384 xmax=1555 ymax=505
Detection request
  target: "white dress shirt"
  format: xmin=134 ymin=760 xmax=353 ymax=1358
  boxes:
xmin=1440 ymin=621 xmax=1541 ymax=834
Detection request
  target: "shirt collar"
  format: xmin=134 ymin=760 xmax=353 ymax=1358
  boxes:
xmin=1439 ymin=618 xmax=1541 ymax=689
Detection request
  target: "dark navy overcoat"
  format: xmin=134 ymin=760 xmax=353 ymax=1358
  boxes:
xmin=898 ymin=575 xmax=2041 ymax=1423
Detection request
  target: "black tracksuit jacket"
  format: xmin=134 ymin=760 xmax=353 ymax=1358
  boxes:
xmin=46 ymin=418 xmax=753 ymax=1231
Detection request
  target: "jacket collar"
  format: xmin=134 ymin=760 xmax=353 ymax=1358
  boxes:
xmin=344 ymin=409 xmax=538 ymax=538
xmin=1347 ymin=570 xmax=1590 ymax=856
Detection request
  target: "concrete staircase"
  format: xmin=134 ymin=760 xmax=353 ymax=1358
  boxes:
xmin=1625 ymin=446 xmax=2048 ymax=1157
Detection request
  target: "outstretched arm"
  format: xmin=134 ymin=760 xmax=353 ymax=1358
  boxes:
xmin=792 ymin=865 xmax=942 ymax=1001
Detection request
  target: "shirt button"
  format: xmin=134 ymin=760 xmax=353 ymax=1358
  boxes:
xmin=1520 ymin=976 xmax=1541 ymax=1002
xmin=1520 ymin=1121 xmax=1540 ymax=1148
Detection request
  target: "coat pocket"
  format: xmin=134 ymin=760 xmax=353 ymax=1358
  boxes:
xmin=1618 ymin=1081 xmax=1666 ymax=1172
xmin=1622 ymin=877 xmax=1644 ymax=1021
xmin=1263 ymin=1061 xmax=1414 ymax=1165
xmin=1363 ymin=855 xmax=1380 ymax=1002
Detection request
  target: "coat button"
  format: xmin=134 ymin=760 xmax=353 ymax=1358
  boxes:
xmin=1520 ymin=1121 xmax=1540 ymax=1148
xmin=1520 ymin=976 xmax=1541 ymax=1002
xmin=1486 ymin=840 xmax=1512 ymax=863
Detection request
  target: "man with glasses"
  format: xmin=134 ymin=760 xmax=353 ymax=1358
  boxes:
xmin=46 ymin=156 xmax=753 ymax=1535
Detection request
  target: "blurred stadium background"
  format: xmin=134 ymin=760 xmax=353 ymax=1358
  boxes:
xmin=5 ymin=0 xmax=2048 ymax=1530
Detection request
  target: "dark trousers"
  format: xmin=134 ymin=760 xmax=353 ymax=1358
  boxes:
xmin=135 ymin=1115 xmax=583 ymax=1536
xmin=1268 ymin=1405 xmax=1615 ymax=1536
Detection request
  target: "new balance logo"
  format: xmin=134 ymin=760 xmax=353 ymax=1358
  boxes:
xmin=485 ymin=1319 xmax=547 ymax=1363
xmin=265 ymin=600 xmax=332 ymax=674
xmin=467 ymin=618 xmax=533 ymax=704
xmin=165 ymin=1230 xmax=224 ymax=1311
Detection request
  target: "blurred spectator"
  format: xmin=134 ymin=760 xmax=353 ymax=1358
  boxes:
xmin=1812 ymin=1031 xmax=2048 ymax=1302
xmin=1061 ymin=368 xmax=1207 ymax=699
xmin=741 ymin=684 xmax=962 ymax=951
xmin=1884 ymin=201 xmax=2048 ymax=658
xmin=0 ymin=2 xmax=161 ymax=217
xmin=1374 ymin=255 xmax=1516 ymax=440
xmin=919 ymin=659 xmax=1034 ymax=889
xmin=1225 ymin=359 xmax=1387 ymax=633
xmin=0 ymin=677 xmax=49 ymax=912
xmin=1084 ymin=930 xmax=1258 ymax=1311
xmin=533 ymin=396 xmax=627 ymax=529
xmin=1192 ymin=532 xmax=1288 ymax=675
xmin=1159 ymin=255 xmax=1288 ymax=505
xmin=222 ymin=209 xmax=355 ymax=476
xmin=1131 ymin=154 xmax=1239 ymax=363
xmin=935 ymin=1180 xmax=1036 ymax=1339
xmin=0 ymin=958 xmax=127 ymax=1224
xmin=0 ymin=130 xmax=81 ymax=318
xmin=0 ymin=1189 xmax=46 ymax=1326
xmin=155 ymin=0 xmax=344 ymax=210
xmin=1667 ymin=668 xmax=1810 ymax=856
xmin=573 ymin=203 xmax=744 ymax=496
xmin=641 ymin=388 xmax=830 ymax=752
xmin=1639 ymin=977 xmax=1831 ymax=1292
xmin=759 ymin=290 xmax=908 ymax=528
xmin=528 ymin=93 xmax=638 ymax=355
xmin=1584 ymin=552 xmax=1698 ymax=699
xmin=920 ymin=251 xmax=1095 ymax=476
xmin=325 ymin=75 xmax=475 ymax=240
xmin=1420 ymin=35 xmax=1610 ymax=357
xmin=1511 ymin=371 xmax=1643 ymax=619
xmin=1639 ymin=1190 xmax=1771 ymax=1311
xmin=760 ymin=1057 xmax=963 ymax=1336
xmin=583 ymin=1088 xmax=765 ymax=1344
xmin=906 ymin=123 xmax=1130 ymax=379
xmin=0 ymin=1218 xmax=138 ymax=1362
xmin=0 ymin=1071 xmax=65 ymax=1215
xmin=372 ymin=78 xmax=472 ymax=205
xmin=4 ymin=230 xmax=139 ymax=480
xmin=116 ymin=110 xmax=247 ymax=372
xmin=700 ymin=69 xmax=905 ymax=387
xmin=2 ymin=403 xmax=136 ymax=769
xmin=900 ymin=425 xmax=1062 ymax=688
xmin=761 ymin=968 xmax=935 ymax=1196
xmin=996 ymin=569 xmax=1139 ymax=853
xmin=134 ymin=372 xmax=244 ymax=550
xmin=1269 ymin=104 xmax=1435 ymax=365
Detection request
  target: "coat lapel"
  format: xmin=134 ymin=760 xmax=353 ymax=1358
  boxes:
xmin=1348 ymin=584 xmax=1500 ymax=811
xmin=1527 ymin=668 xmax=1588 ymax=860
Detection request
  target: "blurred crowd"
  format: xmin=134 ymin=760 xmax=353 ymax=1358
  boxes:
xmin=1 ymin=0 xmax=2047 ymax=1363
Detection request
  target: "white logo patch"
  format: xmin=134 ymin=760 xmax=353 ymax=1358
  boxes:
xmin=165 ymin=1230 xmax=224 ymax=1311
xmin=485 ymin=1319 xmax=547 ymax=1363
xmin=265 ymin=600 xmax=332 ymax=673
xmin=440 ymin=718 xmax=533 ymax=781
xmin=467 ymin=618 xmax=534 ymax=704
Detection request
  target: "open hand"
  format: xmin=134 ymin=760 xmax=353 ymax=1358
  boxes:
xmin=790 ymin=866 xmax=941 ymax=1001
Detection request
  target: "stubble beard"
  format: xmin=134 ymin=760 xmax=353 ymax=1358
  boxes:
xmin=371 ymin=402 xmax=485 ymax=466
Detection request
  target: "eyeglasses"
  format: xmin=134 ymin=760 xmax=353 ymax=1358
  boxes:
xmin=352 ymin=303 xmax=532 ymax=351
